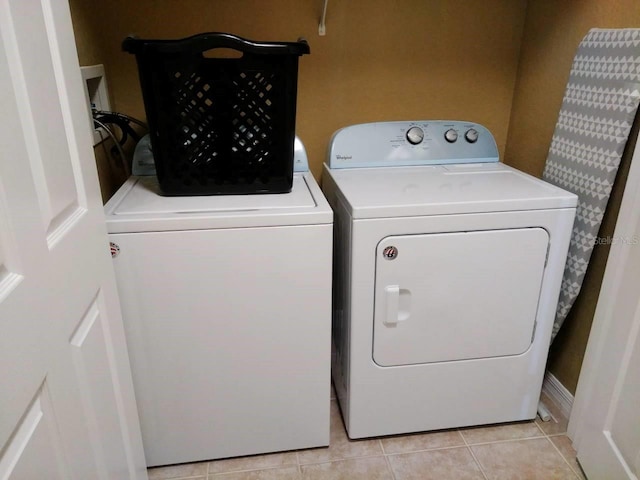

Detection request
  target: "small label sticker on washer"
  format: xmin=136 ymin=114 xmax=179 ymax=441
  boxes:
xmin=110 ymin=242 xmax=120 ymax=258
xmin=382 ymin=246 xmax=398 ymax=260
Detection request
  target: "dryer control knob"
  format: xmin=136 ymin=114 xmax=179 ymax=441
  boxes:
xmin=465 ymin=128 xmax=479 ymax=143
xmin=444 ymin=129 xmax=458 ymax=143
xmin=406 ymin=126 xmax=424 ymax=145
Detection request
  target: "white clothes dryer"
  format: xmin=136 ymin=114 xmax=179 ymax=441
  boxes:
xmin=105 ymin=140 xmax=333 ymax=466
xmin=322 ymin=121 xmax=577 ymax=439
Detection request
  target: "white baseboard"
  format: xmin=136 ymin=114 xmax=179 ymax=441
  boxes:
xmin=541 ymin=371 xmax=574 ymax=420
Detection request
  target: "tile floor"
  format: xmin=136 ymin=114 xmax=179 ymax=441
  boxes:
xmin=147 ymin=389 xmax=586 ymax=480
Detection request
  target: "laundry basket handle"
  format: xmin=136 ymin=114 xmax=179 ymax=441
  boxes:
xmin=123 ymin=33 xmax=310 ymax=56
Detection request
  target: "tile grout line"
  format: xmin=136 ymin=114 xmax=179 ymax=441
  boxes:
xmin=545 ymin=436 xmax=583 ymax=479
xmin=382 ymin=453 xmax=398 ymax=480
xmin=383 ymin=444 xmax=485 ymax=457
xmin=299 ymin=453 xmax=391 ymax=468
xmin=534 ymin=417 xmax=555 ymax=437
xmin=378 ymin=439 xmax=399 ymax=480
xmin=159 ymin=475 xmax=205 ymax=480
xmin=206 ymin=461 xmax=301 ymax=476
xmin=379 ymin=438 xmax=388 ymax=455
xmin=536 ymin=393 xmax=571 ymax=436
xmin=460 ymin=430 xmax=489 ymax=480
xmin=546 ymin=410 xmax=560 ymax=424
xmin=210 ymin=464 xmax=302 ymax=478
xmin=165 ymin=413 xmax=560 ymax=479
xmin=457 ymin=431 xmax=549 ymax=447
xmin=307 ymin=452 xmax=390 ymax=464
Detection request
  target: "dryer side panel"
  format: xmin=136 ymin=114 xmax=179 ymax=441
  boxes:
xmin=373 ymin=227 xmax=549 ymax=367
xmin=329 ymin=195 xmax=353 ymax=408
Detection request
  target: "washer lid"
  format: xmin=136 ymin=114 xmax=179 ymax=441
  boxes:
xmin=105 ymin=173 xmax=332 ymax=233
xmin=324 ymin=162 xmax=577 ymax=219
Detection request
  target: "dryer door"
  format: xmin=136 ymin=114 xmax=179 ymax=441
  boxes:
xmin=373 ymin=227 xmax=549 ymax=367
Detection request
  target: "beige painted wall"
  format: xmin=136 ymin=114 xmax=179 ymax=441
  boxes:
xmin=70 ymin=0 xmax=130 ymax=202
xmin=69 ymin=0 xmax=640 ymax=395
xmin=505 ymin=0 xmax=640 ymax=393
xmin=71 ymin=0 xmax=526 ymax=180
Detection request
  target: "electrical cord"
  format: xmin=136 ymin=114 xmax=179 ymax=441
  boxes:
xmin=94 ymin=118 xmax=131 ymax=177
xmin=92 ymin=109 xmax=149 ymax=177
xmin=93 ymin=109 xmax=148 ymax=130
xmin=93 ymin=110 xmax=147 ymax=146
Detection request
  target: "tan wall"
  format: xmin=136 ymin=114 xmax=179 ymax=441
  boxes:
xmin=505 ymin=0 xmax=640 ymax=393
xmin=70 ymin=0 xmax=527 ymax=180
xmin=69 ymin=0 xmax=640 ymax=395
xmin=68 ymin=0 xmax=105 ymax=66
xmin=70 ymin=0 xmax=129 ymax=202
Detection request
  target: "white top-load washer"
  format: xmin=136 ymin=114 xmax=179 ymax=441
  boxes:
xmin=105 ymin=140 xmax=333 ymax=466
xmin=322 ymin=121 xmax=577 ymax=439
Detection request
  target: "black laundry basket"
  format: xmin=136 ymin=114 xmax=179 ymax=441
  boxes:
xmin=123 ymin=33 xmax=309 ymax=196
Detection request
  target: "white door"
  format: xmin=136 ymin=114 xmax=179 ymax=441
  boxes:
xmin=0 ymin=0 xmax=146 ymax=479
xmin=373 ymin=228 xmax=549 ymax=367
xmin=568 ymin=138 xmax=640 ymax=479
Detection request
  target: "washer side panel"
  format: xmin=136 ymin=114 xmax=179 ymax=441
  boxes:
xmin=110 ymin=224 xmax=332 ymax=465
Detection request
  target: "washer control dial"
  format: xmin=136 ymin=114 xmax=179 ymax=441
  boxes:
xmin=465 ymin=128 xmax=479 ymax=143
xmin=444 ymin=129 xmax=458 ymax=143
xmin=406 ymin=126 xmax=425 ymax=145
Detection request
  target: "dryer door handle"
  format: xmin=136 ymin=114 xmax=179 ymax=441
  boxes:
xmin=383 ymin=285 xmax=411 ymax=325
xmin=384 ymin=285 xmax=400 ymax=325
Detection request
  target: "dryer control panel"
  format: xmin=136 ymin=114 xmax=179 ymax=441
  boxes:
xmin=327 ymin=120 xmax=499 ymax=169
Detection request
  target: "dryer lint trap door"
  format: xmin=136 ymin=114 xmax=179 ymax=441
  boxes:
xmin=373 ymin=228 xmax=550 ymax=367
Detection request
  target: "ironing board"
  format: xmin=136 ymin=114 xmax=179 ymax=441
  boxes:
xmin=543 ymin=28 xmax=640 ymax=341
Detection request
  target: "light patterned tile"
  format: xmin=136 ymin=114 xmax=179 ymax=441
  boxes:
xmin=209 ymin=466 xmax=301 ymax=479
xmin=208 ymin=452 xmax=298 ymax=475
xmin=472 ymin=438 xmax=577 ymax=479
xmin=147 ymin=462 xmax=208 ymax=479
xmin=388 ymin=447 xmax=484 ymax=480
xmin=549 ymin=435 xmax=586 ymax=480
xmin=301 ymin=457 xmax=392 ymax=480
xmin=535 ymin=392 xmax=569 ymax=435
xmin=297 ymin=401 xmax=382 ymax=464
xmin=459 ymin=420 xmax=543 ymax=445
xmin=381 ymin=429 xmax=465 ymax=454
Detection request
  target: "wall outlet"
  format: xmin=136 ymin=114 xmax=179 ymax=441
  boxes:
xmin=80 ymin=64 xmax=111 ymax=146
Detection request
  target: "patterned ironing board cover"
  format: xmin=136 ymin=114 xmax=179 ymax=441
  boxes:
xmin=543 ymin=28 xmax=640 ymax=341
